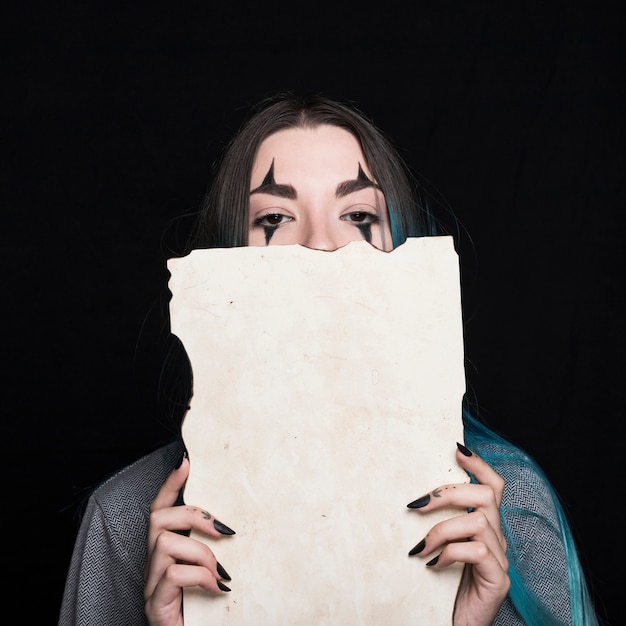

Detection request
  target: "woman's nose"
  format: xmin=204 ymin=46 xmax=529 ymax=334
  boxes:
xmin=301 ymin=221 xmax=342 ymax=251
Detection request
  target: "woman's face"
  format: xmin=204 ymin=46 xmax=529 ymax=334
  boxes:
xmin=248 ymin=125 xmax=392 ymax=251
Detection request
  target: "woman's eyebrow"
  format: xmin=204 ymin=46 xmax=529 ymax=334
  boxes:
xmin=250 ymin=182 xmax=297 ymax=198
xmin=250 ymin=159 xmax=298 ymax=199
xmin=336 ymin=163 xmax=381 ymax=198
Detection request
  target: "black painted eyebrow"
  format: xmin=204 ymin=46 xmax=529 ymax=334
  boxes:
xmin=336 ymin=163 xmax=381 ymax=198
xmin=335 ymin=177 xmax=380 ymax=197
xmin=250 ymin=183 xmax=298 ymax=200
xmin=250 ymin=159 xmax=297 ymax=199
xmin=250 ymin=182 xmax=297 ymax=199
xmin=249 ymin=161 xmax=380 ymax=200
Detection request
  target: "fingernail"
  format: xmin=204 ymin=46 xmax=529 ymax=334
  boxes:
xmin=175 ymin=449 xmax=189 ymax=469
xmin=217 ymin=581 xmax=231 ymax=592
xmin=408 ymin=538 xmax=426 ymax=556
xmin=214 ymin=519 xmax=236 ymax=535
xmin=456 ymin=442 xmax=472 ymax=457
xmin=407 ymin=494 xmax=430 ymax=509
xmin=426 ymin=554 xmax=440 ymax=567
xmin=216 ymin=562 xmax=231 ymax=581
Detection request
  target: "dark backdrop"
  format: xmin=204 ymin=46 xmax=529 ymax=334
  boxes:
xmin=4 ymin=2 xmax=623 ymax=623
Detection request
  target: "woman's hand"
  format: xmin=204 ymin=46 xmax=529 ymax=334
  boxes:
xmin=144 ymin=454 xmax=235 ymax=626
xmin=407 ymin=443 xmax=510 ymax=626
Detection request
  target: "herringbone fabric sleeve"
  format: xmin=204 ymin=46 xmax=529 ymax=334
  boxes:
xmin=58 ymin=441 xmax=183 ymax=626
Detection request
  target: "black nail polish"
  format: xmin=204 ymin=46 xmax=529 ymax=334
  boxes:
xmin=456 ymin=442 xmax=472 ymax=457
xmin=426 ymin=555 xmax=440 ymax=567
xmin=407 ymin=494 xmax=430 ymax=509
xmin=408 ymin=538 xmax=426 ymax=556
xmin=217 ymin=581 xmax=231 ymax=592
xmin=216 ymin=562 xmax=231 ymax=581
xmin=175 ymin=449 xmax=189 ymax=469
xmin=214 ymin=519 xmax=236 ymax=535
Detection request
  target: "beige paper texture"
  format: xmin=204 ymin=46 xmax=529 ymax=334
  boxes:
xmin=169 ymin=237 xmax=468 ymax=625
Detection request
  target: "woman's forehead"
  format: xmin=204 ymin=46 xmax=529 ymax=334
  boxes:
xmin=251 ymin=126 xmax=371 ymax=186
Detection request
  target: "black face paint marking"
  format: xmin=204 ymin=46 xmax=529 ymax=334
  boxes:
xmin=250 ymin=158 xmax=287 ymax=244
xmin=260 ymin=159 xmax=276 ymax=188
xmin=352 ymin=164 xmax=378 ymax=245
xmin=357 ymin=163 xmax=370 ymax=184
xmin=264 ymin=225 xmax=277 ymax=245
xmin=250 ymin=158 xmax=296 ymax=198
xmin=336 ymin=163 xmax=381 ymax=197
xmin=357 ymin=224 xmax=372 ymax=243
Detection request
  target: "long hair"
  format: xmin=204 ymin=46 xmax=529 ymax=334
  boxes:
xmin=188 ymin=92 xmax=598 ymax=625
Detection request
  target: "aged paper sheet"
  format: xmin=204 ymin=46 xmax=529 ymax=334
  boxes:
xmin=169 ymin=237 xmax=468 ymax=625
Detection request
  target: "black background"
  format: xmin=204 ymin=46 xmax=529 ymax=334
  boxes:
xmin=4 ymin=2 xmax=623 ymax=624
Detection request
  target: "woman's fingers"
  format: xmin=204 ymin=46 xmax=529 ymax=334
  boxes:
xmin=407 ymin=482 xmax=498 ymax=511
xmin=145 ymin=562 xmax=230 ymax=626
xmin=147 ymin=456 xmax=236 ymax=557
xmin=407 ymin=444 xmax=506 ymax=550
xmin=454 ymin=443 xmax=505 ymax=508
xmin=144 ymin=454 xmax=237 ymax=622
xmin=144 ymin=530 xmax=230 ymax=599
xmin=151 ymin=455 xmax=190 ymax=511
xmin=148 ymin=504 xmax=236 ymax=554
xmin=408 ymin=481 xmax=502 ymax=541
xmin=406 ymin=444 xmax=511 ymax=624
xmin=408 ymin=509 xmax=508 ymax=571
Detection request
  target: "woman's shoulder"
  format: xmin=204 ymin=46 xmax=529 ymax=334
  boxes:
xmin=473 ymin=438 xmax=560 ymax=520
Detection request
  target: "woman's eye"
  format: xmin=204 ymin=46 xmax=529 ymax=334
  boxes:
xmin=341 ymin=210 xmax=380 ymax=225
xmin=254 ymin=213 xmax=291 ymax=227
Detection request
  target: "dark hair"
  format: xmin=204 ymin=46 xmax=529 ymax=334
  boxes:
xmin=189 ymin=93 xmax=436 ymax=250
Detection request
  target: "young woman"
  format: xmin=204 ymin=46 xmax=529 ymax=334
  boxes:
xmin=59 ymin=94 xmax=599 ymax=626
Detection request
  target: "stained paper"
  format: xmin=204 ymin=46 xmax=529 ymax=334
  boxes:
xmin=168 ymin=237 xmax=468 ymax=625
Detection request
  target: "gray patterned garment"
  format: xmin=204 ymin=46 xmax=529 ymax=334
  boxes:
xmin=58 ymin=440 xmax=571 ymax=625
